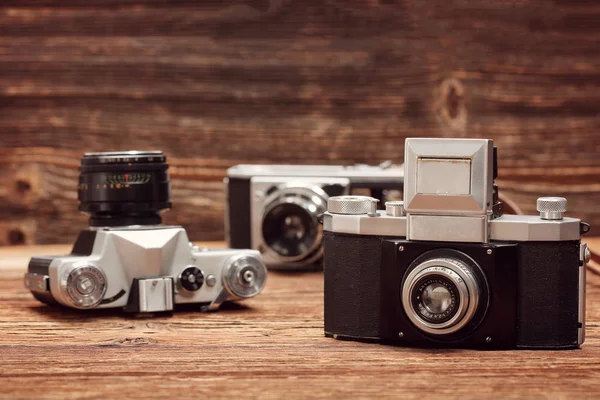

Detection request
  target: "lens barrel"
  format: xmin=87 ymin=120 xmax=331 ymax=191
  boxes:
xmin=402 ymin=250 xmax=488 ymax=337
xmin=260 ymin=184 xmax=327 ymax=263
xmin=78 ymin=151 xmax=171 ymax=227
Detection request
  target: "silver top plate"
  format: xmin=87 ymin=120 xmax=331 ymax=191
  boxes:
xmin=228 ymin=163 xmax=404 ymax=182
xmin=323 ymin=211 xmax=581 ymax=242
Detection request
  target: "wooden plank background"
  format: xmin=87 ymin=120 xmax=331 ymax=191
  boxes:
xmin=0 ymin=0 xmax=599 ymax=245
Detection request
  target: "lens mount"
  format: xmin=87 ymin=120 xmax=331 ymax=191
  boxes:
xmin=60 ymin=263 xmax=107 ymax=309
xmin=78 ymin=151 xmax=171 ymax=227
xmin=260 ymin=184 xmax=327 ymax=263
xmin=402 ymin=252 xmax=486 ymax=336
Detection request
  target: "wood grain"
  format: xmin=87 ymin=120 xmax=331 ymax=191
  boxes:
xmin=0 ymin=0 xmax=599 ymax=245
xmin=2 ymin=239 xmax=600 ymax=399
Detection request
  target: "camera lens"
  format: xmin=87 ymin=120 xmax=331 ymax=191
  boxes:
xmin=261 ymin=184 xmax=327 ymax=262
xmin=262 ymin=203 xmax=316 ymax=257
xmin=78 ymin=151 xmax=171 ymax=227
xmin=402 ymin=251 xmax=487 ymax=336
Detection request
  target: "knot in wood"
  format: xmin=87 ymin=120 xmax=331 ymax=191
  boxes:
xmin=437 ymin=77 xmax=467 ymax=134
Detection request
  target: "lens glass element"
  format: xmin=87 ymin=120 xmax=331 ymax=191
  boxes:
xmin=423 ymin=283 xmax=452 ymax=314
xmin=411 ymin=275 xmax=459 ymax=324
xmin=262 ymin=202 xmax=319 ymax=258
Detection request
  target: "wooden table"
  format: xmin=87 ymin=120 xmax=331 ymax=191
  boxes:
xmin=2 ymin=240 xmax=600 ymax=399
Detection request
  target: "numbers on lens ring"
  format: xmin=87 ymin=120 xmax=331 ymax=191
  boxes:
xmin=105 ymin=173 xmax=152 ymax=186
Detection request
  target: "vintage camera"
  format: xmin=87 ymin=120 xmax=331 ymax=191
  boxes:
xmin=24 ymin=151 xmax=267 ymax=313
xmin=225 ymin=163 xmax=404 ymax=270
xmin=323 ymin=138 xmax=590 ymax=349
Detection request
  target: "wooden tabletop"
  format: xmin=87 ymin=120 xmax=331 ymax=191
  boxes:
xmin=2 ymin=240 xmax=600 ymax=399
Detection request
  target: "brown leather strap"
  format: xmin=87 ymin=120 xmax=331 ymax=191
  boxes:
xmin=498 ymin=193 xmax=524 ymax=216
xmin=588 ymin=249 xmax=600 ymax=276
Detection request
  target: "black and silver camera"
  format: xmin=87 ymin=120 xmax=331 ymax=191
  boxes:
xmin=225 ymin=163 xmax=404 ymax=270
xmin=24 ymin=151 xmax=267 ymax=313
xmin=323 ymin=138 xmax=590 ymax=349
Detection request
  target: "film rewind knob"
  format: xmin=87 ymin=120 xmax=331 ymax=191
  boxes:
xmin=536 ymin=197 xmax=567 ymax=220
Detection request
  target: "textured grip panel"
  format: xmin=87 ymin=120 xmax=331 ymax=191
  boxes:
xmin=324 ymin=231 xmax=382 ymax=339
xmin=517 ymin=240 xmax=580 ymax=348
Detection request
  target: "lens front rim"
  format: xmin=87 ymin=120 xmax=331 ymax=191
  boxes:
xmin=81 ymin=151 xmax=165 ymax=168
xmin=402 ymin=256 xmax=483 ymax=336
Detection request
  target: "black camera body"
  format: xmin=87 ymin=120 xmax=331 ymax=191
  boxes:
xmin=324 ymin=233 xmax=582 ymax=349
xmin=323 ymin=138 xmax=588 ymax=349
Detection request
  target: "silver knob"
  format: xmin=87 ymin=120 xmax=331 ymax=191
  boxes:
xmin=537 ymin=197 xmax=567 ymax=220
xmin=385 ymin=201 xmax=405 ymax=217
xmin=223 ymin=255 xmax=267 ymax=299
xmin=61 ymin=264 xmax=107 ymax=309
xmin=327 ymin=196 xmax=379 ymax=215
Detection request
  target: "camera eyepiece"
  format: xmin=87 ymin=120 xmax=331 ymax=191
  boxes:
xmin=78 ymin=151 xmax=171 ymax=227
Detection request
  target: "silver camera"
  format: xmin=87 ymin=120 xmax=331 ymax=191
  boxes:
xmin=323 ymin=138 xmax=590 ymax=349
xmin=24 ymin=151 xmax=267 ymax=313
xmin=225 ymin=163 xmax=404 ymax=270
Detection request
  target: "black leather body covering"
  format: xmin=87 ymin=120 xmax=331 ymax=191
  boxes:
xmin=226 ymin=177 xmax=252 ymax=249
xmin=516 ymin=240 xmax=581 ymax=349
xmin=323 ymin=231 xmax=388 ymax=340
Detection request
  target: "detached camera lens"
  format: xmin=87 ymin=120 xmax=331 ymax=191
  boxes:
xmin=402 ymin=251 xmax=487 ymax=336
xmin=78 ymin=151 xmax=171 ymax=227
